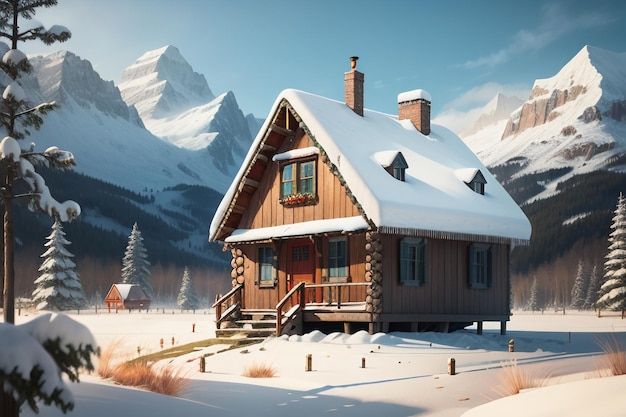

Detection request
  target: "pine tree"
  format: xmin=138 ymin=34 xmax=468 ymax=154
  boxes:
xmin=32 ymin=218 xmax=86 ymax=311
xmin=177 ymin=266 xmax=200 ymax=311
xmin=597 ymin=193 xmax=626 ymax=314
xmin=584 ymin=265 xmax=600 ymax=310
xmin=529 ymin=276 xmax=539 ymax=312
xmin=0 ymin=3 xmax=86 ymax=415
xmin=0 ymin=0 xmax=78 ymax=327
xmin=121 ymin=223 xmax=153 ymax=300
xmin=570 ymin=260 xmax=588 ymax=310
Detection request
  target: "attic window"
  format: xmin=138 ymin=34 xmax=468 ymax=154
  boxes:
xmin=279 ymin=158 xmax=318 ymax=206
xmin=455 ymin=168 xmax=487 ymax=195
xmin=374 ymin=151 xmax=408 ymax=182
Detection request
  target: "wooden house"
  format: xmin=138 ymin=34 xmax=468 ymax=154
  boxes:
xmin=209 ymin=57 xmax=531 ymax=336
xmin=104 ymin=284 xmax=150 ymax=312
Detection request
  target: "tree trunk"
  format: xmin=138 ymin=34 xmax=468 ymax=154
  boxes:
xmin=1 ymin=390 xmax=19 ymax=417
xmin=3 ymin=168 xmax=14 ymax=324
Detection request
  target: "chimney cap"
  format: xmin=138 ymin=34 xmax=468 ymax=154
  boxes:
xmin=350 ymin=56 xmax=359 ymax=70
xmin=398 ymin=88 xmax=432 ymax=104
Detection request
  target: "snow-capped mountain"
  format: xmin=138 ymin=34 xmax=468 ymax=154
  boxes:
xmin=1 ymin=44 xmax=260 ymax=268
xmin=118 ymin=45 xmax=258 ymax=176
xmin=463 ymin=45 xmax=626 ymax=204
xmin=118 ymin=45 xmax=215 ymax=121
xmin=25 ymin=48 xmax=252 ymax=194
xmin=459 ymin=93 xmax=523 ymax=138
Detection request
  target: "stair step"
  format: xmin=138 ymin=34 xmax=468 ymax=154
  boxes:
xmin=215 ymin=327 xmax=275 ymax=338
xmin=241 ymin=309 xmax=277 ymax=316
xmin=236 ymin=319 xmax=276 ymax=326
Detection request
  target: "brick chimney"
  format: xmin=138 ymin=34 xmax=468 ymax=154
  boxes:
xmin=398 ymin=89 xmax=431 ymax=135
xmin=344 ymin=56 xmax=364 ymax=116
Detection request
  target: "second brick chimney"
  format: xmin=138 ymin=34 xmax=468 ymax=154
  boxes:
xmin=344 ymin=56 xmax=364 ymax=116
xmin=398 ymin=89 xmax=431 ymax=135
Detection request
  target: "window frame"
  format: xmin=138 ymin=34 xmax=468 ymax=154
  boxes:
xmin=468 ymin=243 xmax=492 ymax=289
xmin=257 ymin=246 xmax=276 ymax=287
xmin=280 ymin=158 xmax=318 ymax=206
xmin=399 ymin=237 xmax=427 ymax=286
xmin=328 ymin=237 xmax=348 ymax=280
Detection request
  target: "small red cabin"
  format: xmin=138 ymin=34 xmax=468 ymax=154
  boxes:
xmin=104 ymin=284 xmax=150 ymax=312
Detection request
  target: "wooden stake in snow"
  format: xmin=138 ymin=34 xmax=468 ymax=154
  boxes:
xmin=448 ymin=358 xmax=456 ymax=375
xmin=305 ymin=354 xmax=312 ymax=371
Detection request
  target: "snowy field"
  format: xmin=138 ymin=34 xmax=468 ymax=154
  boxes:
xmin=10 ymin=308 xmax=626 ymax=417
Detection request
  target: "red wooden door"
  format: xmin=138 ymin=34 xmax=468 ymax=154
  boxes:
xmin=288 ymin=239 xmax=315 ymax=291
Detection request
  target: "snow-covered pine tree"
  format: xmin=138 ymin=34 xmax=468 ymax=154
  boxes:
xmin=121 ymin=223 xmax=154 ymax=300
xmin=529 ymin=276 xmax=539 ymax=312
xmin=597 ymin=193 xmax=626 ymax=315
xmin=584 ymin=265 xmax=600 ymax=310
xmin=0 ymin=3 xmax=92 ymax=416
xmin=177 ymin=266 xmax=200 ymax=311
xmin=0 ymin=0 xmax=78 ymax=327
xmin=570 ymin=260 xmax=589 ymax=310
xmin=32 ymin=218 xmax=86 ymax=311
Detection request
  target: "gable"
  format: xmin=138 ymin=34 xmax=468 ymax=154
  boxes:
xmin=211 ymin=89 xmax=531 ymax=245
xmin=211 ymin=101 xmax=368 ymax=242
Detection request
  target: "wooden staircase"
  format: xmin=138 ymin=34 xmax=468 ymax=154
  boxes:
xmin=215 ymin=309 xmax=278 ymax=338
xmin=212 ymin=282 xmax=306 ymax=339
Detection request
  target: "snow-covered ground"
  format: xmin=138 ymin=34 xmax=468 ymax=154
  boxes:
xmin=10 ymin=309 xmax=626 ymax=417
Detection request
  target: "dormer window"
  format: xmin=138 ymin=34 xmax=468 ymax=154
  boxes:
xmin=455 ymin=168 xmax=487 ymax=195
xmin=374 ymin=151 xmax=408 ymax=182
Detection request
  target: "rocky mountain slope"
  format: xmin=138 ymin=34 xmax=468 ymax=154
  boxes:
xmin=464 ymin=46 xmax=626 ymax=204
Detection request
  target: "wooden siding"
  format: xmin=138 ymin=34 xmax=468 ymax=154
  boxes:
xmin=238 ymin=132 xmax=361 ymax=230
xmin=379 ymin=235 xmax=510 ymax=317
xmin=237 ymin=233 xmax=369 ymax=310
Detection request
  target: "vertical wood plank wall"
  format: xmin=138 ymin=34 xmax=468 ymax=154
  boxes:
xmin=380 ymin=235 xmax=510 ymax=316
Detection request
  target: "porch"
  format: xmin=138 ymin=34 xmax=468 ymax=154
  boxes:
xmin=212 ymin=282 xmax=508 ymax=337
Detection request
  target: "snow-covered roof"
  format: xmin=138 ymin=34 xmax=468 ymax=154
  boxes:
xmin=225 ymin=216 xmax=369 ymax=243
xmin=211 ymin=89 xmax=531 ymax=244
xmin=107 ymin=284 xmax=148 ymax=301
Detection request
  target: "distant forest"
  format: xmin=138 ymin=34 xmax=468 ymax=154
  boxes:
xmin=2 ymin=168 xmax=231 ymax=305
xmin=506 ymin=170 xmax=626 ymax=309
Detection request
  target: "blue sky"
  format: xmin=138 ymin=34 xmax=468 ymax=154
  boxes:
xmin=19 ymin=0 xmax=626 ymax=133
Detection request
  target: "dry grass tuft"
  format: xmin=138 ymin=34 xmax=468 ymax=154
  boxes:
xmin=97 ymin=339 xmax=189 ymax=396
xmin=597 ymin=334 xmax=626 ymax=377
xmin=242 ymin=361 xmax=277 ymax=378
xmin=490 ymin=359 xmax=552 ymax=398
xmin=97 ymin=338 xmax=126 ymax=379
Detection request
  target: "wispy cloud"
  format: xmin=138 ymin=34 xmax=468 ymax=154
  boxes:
xmin=458 ymin=3 xmax=615 ymax=69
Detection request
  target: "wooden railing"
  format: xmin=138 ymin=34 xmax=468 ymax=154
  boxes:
xmin=212 ymin=284 xmax=243 ymax=329
xmin=305 ymin=282 xmax=371 ymax=309
xmin=275 ymin=282 xmax=305 ymax=336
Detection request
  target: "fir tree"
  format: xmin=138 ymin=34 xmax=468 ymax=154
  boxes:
xmin=529 ymin=276 xmax=539 ymax=312
xmin=121 ymin=223 xmax=153 ymax=300
xmin=32 ymin=218 xmax=86 ymax=311
xmin=0 ymin=3 xmax=85 ymax=415
xmin=0 ymin=0 xmax=77 ymax=326
xmin=597 ymin=193 xmax=626 ymax=314
xmin=570 ymin=260 xmax=588 ymax=310
xmin=584 ymin=265 xmax=601 ymax=310
xmin=177 ymin=266 xmax=200 ymax=311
